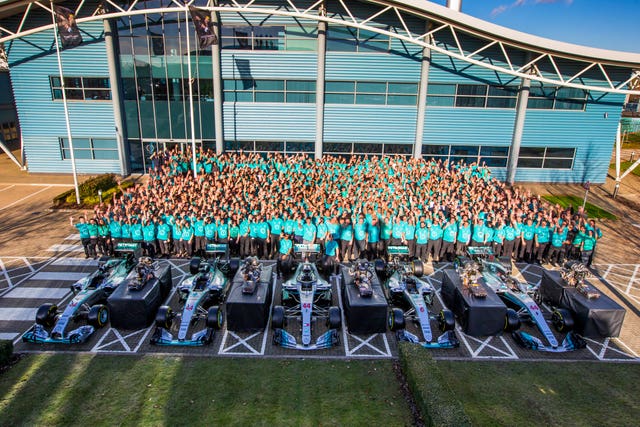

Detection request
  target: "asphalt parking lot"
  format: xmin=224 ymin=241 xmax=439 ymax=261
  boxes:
xmin=0 ymin=153 xmax=639 ymax=361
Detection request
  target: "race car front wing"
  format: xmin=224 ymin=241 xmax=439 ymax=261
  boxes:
xmin=150 ymin=326 xmax=215 ymax=346
xmin=273 ymin=327 xmax=340 ymax=350
xmin=21 ymin=324 xmax=95 ymax=345
xmin=397 ymin=329 xmax=460 ymax=349
xmin=512 ymin=330 xmax=586 ymax=353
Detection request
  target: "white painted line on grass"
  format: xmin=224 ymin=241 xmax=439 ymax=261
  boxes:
xmin=50 ymin=257 xmax=98 ymax=267
xmin=0 ymin=307 xmax=36 ymax=321
xmin=0 ymin=186 xmax=52 ymax=211
xmin=47 ymin=244 xmax=84 ymax=253
xmin=3 ymin=287 xmax=70 ymax=299
xmin=30 ymin=271 xmax=87 ymax=282
xmin=0 ymin=332 xmax=18 ymax=340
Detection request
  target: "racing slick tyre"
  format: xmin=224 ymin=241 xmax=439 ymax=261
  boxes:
xmin=87 ymin=304 xmax=110 ymax=328
xmin=35 ymin=303 xmax=58 ymax=327
xmin=504 ymin=308 xmax=521 ymax=332
xmin=327 ymin=306 xmax=342 ymax=330
xmin=438 ymin=309 xmax=456 ymax=332
xmin=551 ymin=308 xmax=574 ymax=333
xmin=155 ymin=305 xmax=173 ymax=329
xmin=206 ymin=306 xmax=224 ymax=329
xmin=189 ymin=257 xmax=202 ymax=275
xmin=271 ymin=305 xmax=286 ymax=330
xmin=388 ymin=308 xmax=405 ymax=331
xmin=411 ymin=260 xmax=424 ymax=278
xmin=227 ymin=258 xmax=240 ymax=277
xmin=374 ymin=259 xmax=387 ymax=279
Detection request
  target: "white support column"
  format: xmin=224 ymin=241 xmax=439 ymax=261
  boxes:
xmin=314 ymin=3 xmax=327 ymax=160
xmin=185 ymin=7 xmax=198 ymax=178
xmin=506 ymin=75 xmax=531 ymax=185
xmin=51 ymin=2 xmax=80 ymax=205
xmin=212 ymin=1 xmax=224 ymax=155
xmin=413 ymin=22 xmax=431 ymax=159
xmin=104 ymin=16 xmax=130 ymax=176
xmin=614 ymin=122 xmax=621 ymax=198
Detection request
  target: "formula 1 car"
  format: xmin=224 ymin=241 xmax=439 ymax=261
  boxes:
xmin=466 ymin=246 xmax=586 ymax=352
xmin=151 ymin=252 xmax=239 ymax=346
xmin=346 ymin=259 xmax=375 ymax=297
xmin=272 ymin=260 xmax=341 ymax=350
xmin=22 ymin=243 xmax=140 ymax=344
xmin=376 ymin=246 xmax=459 ymax=349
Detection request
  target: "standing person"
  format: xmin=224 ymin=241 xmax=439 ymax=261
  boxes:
xmin=470 ymin=218 xmax=486 ymax=247
xmin=217 ymin=216 xmax=229 ymax=246
xmin=121 ymin=218 xmax=132 ymax=244
xmin=534 ymin=219 xmax=551 ymax=264
xmin=316 ymin=216 xmax=329 ymax=256
xmin=142 ymin=218 xmax=157 ymax=258
xmin=96 ymin=218 xmax=110 ymax=256
xmin=339 ymin=217 xmax=354 ymax=262
xmin=440 ymin=216 xmax=458 ymax=262
xmin=204 ymin=216 xmax=217 ymax=249
xmin=131 ymin=218 xmax=144 ymax=248
xmin=193 ymin=216 xmax=206 ymax=257
xmin=581 ymin=229 xmax=597 ymax=266
xmin=367 ymin=216 xmax=381 ymax=260
xmin=87 ymin=218 xmax=99 ymax=258
xmin=108 ymin=216 xmax=123 ymax=254
xmin=548 ymin=221 xmax=567 ymax=266
xmin=427 ymin=217 xmax=443 ymax=263
xmin=519 ymin=218 xmax=536 ymax=263
xmin=404 ymin=217 xmax=416 ymax=259
xmin=492 ymin=219 xmax=506 ymax=258
xmin=585 ymin=219 xmax=602 ymax=266
xmin=171 ymin=219 xmax=183 ymax=257
xmin=71 ymin=215 xmax=92 ymax=259
xmin=228 ymin=218 xmax=240 ymax=257
xmin=415 ymin=219 xmax=429 ymax=263
xmin=379 ymin=212 xmax=393 ymax=260
xmin=268 ymin=213 xmax=283 ymax=259
xmin=353 ymin=215 xmax=368 ymax=259
xmin=180 ymin=220 xmax=194 ymax=258
xmin=239 ymin=216 xmax=251 ymax=258
xmin=302 ymin=217 xmax=317 ymax=245
xmin=390 ymin=215 xmax=405 ymax=246
xmin=255 ymin=216 xmax=270 ymax=259
xmin=502 ymin=218 xmax=517 ymax=260
xmin=157 ymin=218 xmax=171 ymax=258
xmin=276 ymin=232 xmax=293 ymax=278
xmin=323 ymin=233 xmax=340 ymax=275
xmin=455 ymin=218 xmax=471 ymax=256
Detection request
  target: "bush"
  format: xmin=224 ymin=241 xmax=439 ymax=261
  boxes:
xmin=0 ymin=340 xmax=13 ymax=367
xmin=53 ymin=175 xmax=134 ymax=209
xmin=398 ymin=343 xmax=471 ymax=427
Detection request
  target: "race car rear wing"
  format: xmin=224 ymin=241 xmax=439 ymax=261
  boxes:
xmin=114 ymin=242 xmax=142 ymax=259
xmin=388 ymin=246 xmax=410 ymax=256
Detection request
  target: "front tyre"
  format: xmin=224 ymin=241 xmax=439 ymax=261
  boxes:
xmin=438 ymin=309 xmax=456 ymax=332
xmin=327 ymin=306 xmax=342 ymax=330
xmin=271 ymin=305 xmax=285 ymax=330
xmin=35 ymin=303 xmax=58 ymax=327
xmin=206 ymin=306 xmax=224 ymax=329
xmin=155 ymin=305 xmax=173 ymax=329
xmin=88 ymin=304 xmax=110 ymax=328
xmin=552 ymin=308 xmax=574 ymax=333
xmin=388 ymin=308 xmax=405 ymax=331
xmin=504 ymin=308 xmax=521 ymax=332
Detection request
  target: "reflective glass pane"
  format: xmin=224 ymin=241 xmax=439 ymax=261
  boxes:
xmin=325 ymin=142 xmax=352 ymax=153
xmin=64 ymin=77 xmax=82 ymax=88
xmin=85 ymin=89 xmax=111 ymax=100
xmin=388 ymin=83 xmax=418 ymax=94
xmin=255 ymin=92 xmax=284 ymax=102
xmin=53 ymin=89 xmax=63 ymax=100
xmin=326 ymin=81 xmax=355 ymax=92
xmin=519 ymin=147 xmax=545 ymax=157
xmin=480 ymin=146 xmax=509 ymax=156
xmin=255 ymin=141 xmax=284 ymax=151
xmin=555 ymin=100 xmax=585 ymax=110
xmin=326 ymin=39 xmax=357 ymax=51
xmin=328 ymin=26 xmax=357 ymax=39
xmin=543 ymin=158 xmax=573 ymax=169
xmin=286 ymin=92 xmax=315 ymax=103
xmin=517 ymin=157 xmax=544 ymax=168
xmin=450 ymin=156 xmax=478 ymax=165
xmin=355 ymin=143 xmax=382 ymax=154
xmin=93 ymin=150 xmax=120 ymax=160
xmin=387 ymin=95 xmax=416 ymax=105
xmin=286 ymin=141 xmax=314 ymax=152
xmin=65 ymin=89 xmax=83 ymax=100
xmin=285 ymin=38 xmax=317 ymax=51
xmin=325 ymin=93 xmax=354 ymax=104
xmin=92 ymin=139 xmax=117 ymax=149
xmin=455 ymin=96 xmax=485 ymax=108
xmin=486 ymin=97 xmax=516 ymax=108
xmin=488 ymin=86 xmax=517 ymax=97
xmin=286 ymin=80 xmax=316 ymax=91
xmin=73 ymin=149 xmax=93 ymax=160
xmin=84 ymin=78 xmax=110 ymax=88
xmin=358 ymin=41 xmax=389 ymax=53
xmin=384 ymin=144 xmax=412 ymax=154
xmin=428 ymin=84 xmax=456 ymax=95
xmin=481 ymin=157 xmax=508 ymax=167
xmin=51 ymin=76 xmax=61 ymax=87
xmin=427 ymin=96 xmax=454 ymax=106
xmin=527 ymin=98 xmax=554 ymax=109
xmin=546 ymin=147 xmax=575 ymax=158
xmin=357 ymin=82 xmax=386 ymax=93
xmin=422 ymin=145 xmax=449 ymax=155
xmin=457 ymin=84 xmax=487 ymax=96
xmin=556 ymin=87 xmax=586 ymax=99
xmin=356 ymin=94 xmax=385 ymax=104
xmin=450 ymin=145 xmax=478 ymax=156
xmin=255 ymin=80 xmax=284 ymax=91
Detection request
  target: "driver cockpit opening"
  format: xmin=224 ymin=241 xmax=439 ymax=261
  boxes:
xmin=299 ymin=265 xmax=316 ymax=290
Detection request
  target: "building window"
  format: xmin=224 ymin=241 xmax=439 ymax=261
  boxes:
xmin=221 ymin=25 xmax=317 ymax=51
xmin=223 ymin=79 xmax=315 ymax=103
xmin=59 ymin=137 xmax=119 ymax=160
xmin=1 ymin=122 xmax=18 ymax=143
xmin=427 ymin=83 xmax=517 ymax=109
xmin=323 ymin=143 xmax=410 ymax=156
xmin=327 ymin=26 xmax=390 ymax=53
xmin=528 ymin=84 xmax=587 ymax=110
xmin=422 ymin=144 xmax=510 ymax=167
xmin=325 ymin=81 xmax=417 ymax=106
xmin=50 ymin=76 xmax=111 ymax=101
xmin=223 ymin=140 xmax=314 ymax=155
xmin=517 ymin=147 xmax=575 ymax=169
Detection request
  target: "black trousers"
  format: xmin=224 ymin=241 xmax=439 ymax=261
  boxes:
xmin=440 ymin=241 xmax=455 ymax=262
xmin=426 ymin=239 xmax=442 ymax=262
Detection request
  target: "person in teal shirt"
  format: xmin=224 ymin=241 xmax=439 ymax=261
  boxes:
xmin=456 ymin=218 xmax=471 ymax=256
xmin=131 ymin=219 xmax=144 ymax=245
xmin=239 ymin=218 xmax=251 ymax=258
xmin=353 ymin=216 xmax=368 ymax=259
xmin=157 ymin=218 xmax=171 ymax=258
xmin=108 ymin=216 xmax=123 ymax=250
xmin=302 ymin=217 xmax=317 ymax=244
xmin=415 ymin=219 xmax=429 ymax=262
xmin=97 ymin=218 xmax=110 ymax=256
xmin=276 ymin=233 xmax=293 ymax=277
xmin=440 ymin=217 xmax=458 ymax=262
xmin=339 ymin=217 xmax=354 ymax=262
xmin=204 ymin=217 xmax=217 ymax=246
xmin=121 ymin=219 xmax=132 ymax=244
xmin=142 ymin=219 xmax=157 ymax=258
xmin=268 ymin=214 xmax=283 ymax=259
xmin=180 ymin=220 xmax=194 ymax=257
xmin=367 ymin=216 xmax=381 ymax=259
xmin=427 ymin=218 xmax=443 ymax=263
xmin=534 ymin=219 xmax=551 ymax=264
xmin=519 ymin=218 xmax=536 ymax=263
xmin=581 ymin=228 xmax=597 ymax=266
xmin=548 ymin=222 xmax=568 ymax=266
xmin=193 ymin=217 xmax=206 ymax=257
xmin=71 ymin=215 xmax=94 ymax=258
xmin=492 ymin=220 xmax=506 ymax=257
xmin=470 ymin=218 xmax=486 ymax=247
xmin=323 ymin=233 xmax=340 ymax=275
xmin=254 ymin=217 xmax=270 ymax=258
xmin=502 ymin=220 xmax=518 ymax=260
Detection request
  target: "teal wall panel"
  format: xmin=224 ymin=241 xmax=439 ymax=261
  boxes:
xmin=324 ymin=106 xmax=417 ymax=143
xmin=326 ymin=53 xmax=420 ymax=81
xmin=221 ymin=52 xmax=318 ymax=80
xmin=423 ymin=108 xmax=516 ymax=146
xmin=223 ymin=104 xmax=315 ymax=141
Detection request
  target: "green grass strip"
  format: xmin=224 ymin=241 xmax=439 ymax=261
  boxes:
xmin=541 ymin=195 xmax=617 ymax=220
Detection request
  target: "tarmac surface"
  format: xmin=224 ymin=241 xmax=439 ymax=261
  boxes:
xmin=0 ymin=147 xmax=639 ymax=361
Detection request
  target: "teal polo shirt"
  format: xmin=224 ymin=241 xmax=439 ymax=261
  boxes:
xmin=75 ymin=223 xmax=90 ymax=239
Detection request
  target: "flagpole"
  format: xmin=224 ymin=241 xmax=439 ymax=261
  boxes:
xmin=185 ymin=6 xmax=197 ymax=179
xmin=51 ymin=2 xmax=81 ymax=205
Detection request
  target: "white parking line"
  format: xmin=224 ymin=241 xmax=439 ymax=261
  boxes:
xmin=625 ymin=265 xmax=639 ymax=294
xmin=0 ymin=258 xmax=11 ymax=288
xmin=0 ymin=307 xmax=36 ymax=321
xmin=0 ymin=186 xmax=52 ymax=211
xmin=3 ymin=287 xmax=70 ymax=299
xmin=65 ymin=234 xmax=80 ymax=240
xmin=50 ymin=257 xmax=98 ymax=267
xmin=0 ymin=185 xmax=15 ymax=193
xmin=30 ymin=271 xmax=87 ymax=282
xmin=47 ymin=244 xmax=84 ymax=253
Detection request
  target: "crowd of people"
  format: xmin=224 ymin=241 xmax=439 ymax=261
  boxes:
xmin=71 ymin=147 xmax=602 ymax=269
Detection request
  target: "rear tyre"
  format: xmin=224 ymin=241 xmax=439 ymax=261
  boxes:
xmin=412 ymin=260 xmax=424 ymax=278
xmin=206 ymin=306 xmax=224 ymax=329
xmin=271 ymin=305 xmax=285 ymax=330
xmin=374 ymin=259 xmax=387 ymax=278
xmin=327 ymin=306 xmax=342 ymax=330
xmin=189 ymin=257 xmax=202 ymax=275
xmin=155 ymin=305 xmax=173 ymax=329
xmin=438 ymin=309 xmax=456 ymax=332
xmin=552 ymin=308 xmax=574 ymax=332
xmin=388 ymin=308 xmax=405 ymax=331
xmin=35 ymin=303 xmax=58 ymax=327
xmin=87 ymin=304 xmax=109 ymax=328
xmin=504 ymin=308 xmax=521 ymax=332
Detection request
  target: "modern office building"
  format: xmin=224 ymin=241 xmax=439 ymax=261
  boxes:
xmin=0 ymin=0 xmax=638 ymax=183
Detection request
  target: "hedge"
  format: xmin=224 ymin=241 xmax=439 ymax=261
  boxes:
xmin=52 ymin=174 xmax=134 ymax=208
xmin=398 ymin=342 xmax=471 ymax=427
xmin=0 ymin=340 xmax=13 ymax=367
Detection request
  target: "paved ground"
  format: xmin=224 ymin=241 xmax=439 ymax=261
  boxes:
xmin=0 ymin=147 xmax=639 ymax=361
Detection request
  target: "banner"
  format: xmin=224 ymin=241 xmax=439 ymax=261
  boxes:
xmin=54 ymin=6 xmax=83 ymax=48
xmin=189 ymin=6 xmax=217 ymax=50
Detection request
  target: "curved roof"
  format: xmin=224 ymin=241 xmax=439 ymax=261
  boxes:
xmin=397 ymin=0 xmax=640 ymax=66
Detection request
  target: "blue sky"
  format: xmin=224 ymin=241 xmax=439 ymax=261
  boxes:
xmin=429 ymin=0 xmax=640 ymax=53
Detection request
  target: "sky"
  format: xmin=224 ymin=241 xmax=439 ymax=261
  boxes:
xmin=428 ymin=0 xmax=640 ymax=54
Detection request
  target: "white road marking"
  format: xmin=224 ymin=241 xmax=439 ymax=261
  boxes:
xmin=65 ymin=234 xmax=80 ymax=240
xmin=0 ymin=258 xmax=11 ymax=289
xmin=0 ymin=307 xmax=36 ymax=321
xmin=50 ymin=257 xmax=98 ymax=267
xmin=0 ymin=185 xmax=15 ymax=193
xmin=3 ymin=287 xmax=70 ymax=299
xmin=0 ymin=332 xmax=18 ymax=340
xmin=0 ymin=186 xmax=52 ymax=211
xmin=625 ymin=265 xmax=639 ymax=294
xmin=30 ymin=271 xmax=87 ymax=282
xmin=47 ymin=244 xmax=84 ymax=253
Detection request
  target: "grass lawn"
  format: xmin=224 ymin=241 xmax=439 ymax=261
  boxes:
xmin=541 ymin=195 xmax=617 ymax=220
xmin=610 ymin=160 xmax=640 ymax=177
xmin=0 ymin=354 xmax=412 ymax=427
xmin=437 ymin=360 xmax=640 ymax=426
